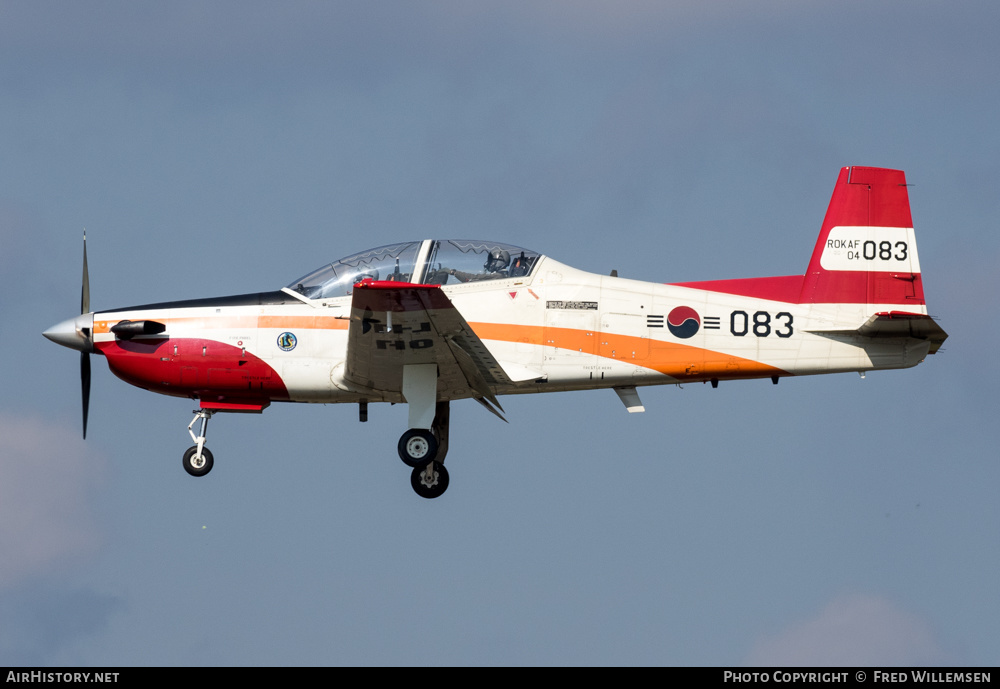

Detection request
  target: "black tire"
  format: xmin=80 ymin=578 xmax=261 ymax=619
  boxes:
xmin=397 ymin=429 xmax=438 ymax=468
xmin=182 ymin=446 xmax=214 ymax=477
xmin=410 ymin=461 xmax=449 ymax=499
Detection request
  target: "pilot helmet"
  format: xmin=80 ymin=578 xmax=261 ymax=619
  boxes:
xmin=484 ymin=248 xmax=510 ymax=273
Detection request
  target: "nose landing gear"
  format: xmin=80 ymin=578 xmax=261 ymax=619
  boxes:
xmin=183 ymin=409 xmax=215 ymax=477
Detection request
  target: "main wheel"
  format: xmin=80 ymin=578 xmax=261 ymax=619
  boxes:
xmin=397 ymin=429 xmax=438 ymax=468
xmin=182 ymin=446 xmax=214 ymax=477
xmin=410 ymin=461 xmax=449 ymax=499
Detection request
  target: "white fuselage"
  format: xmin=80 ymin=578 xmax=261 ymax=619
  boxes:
xmin=90 ymin=255 xmax=929 ymax=408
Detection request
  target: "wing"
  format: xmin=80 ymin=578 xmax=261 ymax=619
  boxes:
xmin=345 ymin=279 xmax=511 ymax=417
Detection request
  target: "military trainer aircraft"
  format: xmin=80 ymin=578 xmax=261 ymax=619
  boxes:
xmin=44 ymin=166 xmax=947 ymax=498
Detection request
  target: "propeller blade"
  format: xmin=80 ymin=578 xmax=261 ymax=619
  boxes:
xmin=81 ymin=351 xmax=91 ymax=439
xmin=81 ymin=231 xmax=90 ymax=315
xmin=81 ymin=232 xmax=92 ymax=438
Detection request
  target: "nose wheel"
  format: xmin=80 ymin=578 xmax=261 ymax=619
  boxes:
xmin=183 ymin=409 xmax=216 ymax=477
xmin=182 ymin=446 xmax=214 ymax=477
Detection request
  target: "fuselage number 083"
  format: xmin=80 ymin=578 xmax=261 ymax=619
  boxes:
xmin=730 ymin=310 xmax=793 ymax=338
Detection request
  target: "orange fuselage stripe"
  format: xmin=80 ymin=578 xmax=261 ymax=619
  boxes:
xmin=468 ymin=322 xmax=785 ymax=379
xmin=96 ymin=315 xmax=784 ymax=379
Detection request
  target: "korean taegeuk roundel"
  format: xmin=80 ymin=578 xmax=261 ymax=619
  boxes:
xmin=667 ymin=306 xmax=700 ymax=339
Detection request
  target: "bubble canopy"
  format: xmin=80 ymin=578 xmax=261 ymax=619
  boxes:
xmin=286 ymin=239 xmax=541 ymax=299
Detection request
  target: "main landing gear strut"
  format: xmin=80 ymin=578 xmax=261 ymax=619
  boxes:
xmin=182 ymin=409 xmax=215 ymax=477
xmin=396 ymin=364 xmax=451 ymax=499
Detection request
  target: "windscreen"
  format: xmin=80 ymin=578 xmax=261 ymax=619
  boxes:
xmin=286 ymin=242 xmax=422 ymax=299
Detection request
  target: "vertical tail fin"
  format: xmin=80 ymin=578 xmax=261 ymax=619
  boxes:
xmin=800 ymin=166 xmax=926 ymax=309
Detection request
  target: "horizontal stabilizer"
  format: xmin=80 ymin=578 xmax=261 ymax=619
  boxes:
xmin=809 ymin=311 xmax=948 ymax=354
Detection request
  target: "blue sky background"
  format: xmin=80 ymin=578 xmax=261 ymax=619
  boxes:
xmin=1 ymin=1 xmax=996 ymax=666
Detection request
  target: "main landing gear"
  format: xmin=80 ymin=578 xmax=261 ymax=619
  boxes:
xmin=397 ymin=400 xmax=450 ymax=499
xmin=183 ymin=409 xmax=215 ymax=477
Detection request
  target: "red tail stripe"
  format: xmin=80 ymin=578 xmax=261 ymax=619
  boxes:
xmin=670 ymin=167 xmax=925 ymax=306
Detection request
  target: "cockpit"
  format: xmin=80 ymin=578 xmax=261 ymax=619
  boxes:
xmin=286 ymin=239 xmax=542 ymax=300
